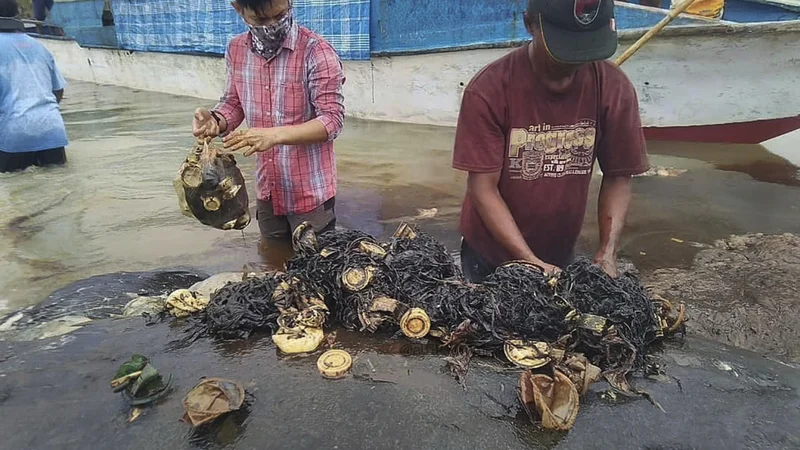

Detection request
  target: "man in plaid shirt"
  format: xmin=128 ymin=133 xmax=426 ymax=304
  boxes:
xmin=193 ymin=0 xmax=344 ymax=240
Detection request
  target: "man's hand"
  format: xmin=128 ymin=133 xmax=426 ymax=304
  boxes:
xmin=223 ymin=128 xmax=285 ymax=157
xmin=193 ymin=108 xmax=220 ymax=138
xmin=533 ymin=260 xmax=561 ymax=277
xmin=593 ymin=251 xmax=619 ymax=278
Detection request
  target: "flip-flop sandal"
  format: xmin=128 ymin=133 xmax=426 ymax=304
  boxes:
xmin=122 ymin=374 xmax=174 ymax=406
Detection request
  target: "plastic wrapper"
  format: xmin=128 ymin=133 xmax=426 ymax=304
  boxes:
xmin=174 ymin=139 xmax=251 ymax=231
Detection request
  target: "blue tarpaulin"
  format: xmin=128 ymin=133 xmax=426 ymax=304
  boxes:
xmin=50 ymin=0 xmax=118 ymax=48
xmin=112 ymin=0 xmax=370 ymax=60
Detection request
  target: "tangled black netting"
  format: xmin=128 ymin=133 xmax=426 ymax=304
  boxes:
xmin=287 ymin=229 xmax=386 ymax=300
xmin=479 ymin=263 xmax=573 ymax=345
xmin=555 ymin=259 xmax=661 ymax=369
xmin=203 ymin=275 xmax=282 ymax=339
xmin=186 ymin=224 xmax=666 ymax=374
xmin=384 ymin=229 xmax=461 ymax=300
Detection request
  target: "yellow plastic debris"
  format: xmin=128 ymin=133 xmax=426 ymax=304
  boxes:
xmin=505 ymin=340 xmax=552 ymax=369
xmin=165 ymin=289 xmax=209 ymax=318
xmin=272 ymin=327 xmax=325 ymax=355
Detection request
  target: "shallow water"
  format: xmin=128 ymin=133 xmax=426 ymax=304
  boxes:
xmin=1 ymin=80 xmax=800 ymax=314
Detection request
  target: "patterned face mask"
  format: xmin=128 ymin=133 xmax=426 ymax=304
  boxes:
xmin=249 ymin=8 xmax=293 ymax=60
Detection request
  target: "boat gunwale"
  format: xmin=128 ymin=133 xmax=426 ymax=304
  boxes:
xmin=29 ymin=17 xmax=800 ymax=59
xmin=370 ymin=20 xmax=800 ymax=57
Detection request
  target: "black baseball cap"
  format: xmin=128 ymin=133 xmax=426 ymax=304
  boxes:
xmin=528 ymin=0 xmax=618 ymax=63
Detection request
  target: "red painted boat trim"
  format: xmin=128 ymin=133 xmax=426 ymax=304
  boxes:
xmin=643 ymin=115 xmax=800 ymax=145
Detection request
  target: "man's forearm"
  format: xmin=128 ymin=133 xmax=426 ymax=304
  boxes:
xmin=469 ymin=180 xmax=539 ymax=263
xmin=273 ymin=120 xmax=329 ymax=146
xmin=597 ymin=175 xmax=633 ymax=256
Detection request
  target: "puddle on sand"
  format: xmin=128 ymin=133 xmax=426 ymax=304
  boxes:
xmin=2 ymin=80 xmax=800 ymax=316
xmin=647 ymin=139 xmax=800 ymax=187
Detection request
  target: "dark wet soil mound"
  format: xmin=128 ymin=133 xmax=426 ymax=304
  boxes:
xmin=646 ymin=233 xmax=800 ymax=362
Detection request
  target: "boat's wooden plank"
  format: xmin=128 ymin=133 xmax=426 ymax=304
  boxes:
xmin=618 ymin=19 xmax=800 ymax=40
xmin=739 ymin=0 xmax=800 ymax=12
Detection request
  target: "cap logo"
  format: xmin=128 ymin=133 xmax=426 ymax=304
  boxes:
xmin=574 ymin=0 xmax=601 ymax=25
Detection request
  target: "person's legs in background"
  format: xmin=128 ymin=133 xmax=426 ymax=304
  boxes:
xmin=34 ymin=147 xmax=66 ymax=167
xmin=0 ymin=148 xmax=64 ymax=173
xmin=0 ymin=151 xmax=37 ymax=173
xmin=32 ymin=0 xmax=52 ymax=21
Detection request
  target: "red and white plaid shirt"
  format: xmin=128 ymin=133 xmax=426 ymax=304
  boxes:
xmin=214 ymin=23 xmax=345 ymax=215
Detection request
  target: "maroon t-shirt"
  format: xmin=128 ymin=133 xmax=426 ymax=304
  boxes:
xmin=453 ymin=45 xmax=649 ymax=268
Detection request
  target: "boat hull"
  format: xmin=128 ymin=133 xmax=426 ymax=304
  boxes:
xmin=644 ymin=116 xmax=800 ymax=144
xmin=36 ymin=21 xmax=800 ymax=145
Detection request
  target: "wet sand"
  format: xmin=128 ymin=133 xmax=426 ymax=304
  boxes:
xmin=647 ymin=233 xmax=800 ymax=363
xmin=1 ymin=314 xmax=798 ymax=450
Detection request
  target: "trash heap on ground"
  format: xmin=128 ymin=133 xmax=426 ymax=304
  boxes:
xmin=171 ymin=223 xmax=685 ymax=431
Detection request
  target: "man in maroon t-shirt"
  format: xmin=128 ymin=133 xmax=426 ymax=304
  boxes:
xmin=453 ymin=0 xmax=649 ymax=282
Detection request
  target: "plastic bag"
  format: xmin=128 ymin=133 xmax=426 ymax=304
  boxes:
xmin=181 ymin=378 xmax=245 ymax=427
xmin=671 ymin=0 xmax=724 ymax=19
xmin=174 ymin=139 xmax=251 ymax=231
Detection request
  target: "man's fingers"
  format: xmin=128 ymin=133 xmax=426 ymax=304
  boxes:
xmin=222 ymin=133 xmax=242 ymax=146
xmin=194 ymin=108 xmax=211 ymax=120
xmin=192 ymin=123 xmax=207 ymax=137
xmin=207 ymin=122 xmax=219 ymax=137
xmin=223 ymin=130 xmax=247 ymax=143
xmin=224 ymin=139 xmax=251 ymax=152
xmin=243 ymin=146 xmax=257 ymax=157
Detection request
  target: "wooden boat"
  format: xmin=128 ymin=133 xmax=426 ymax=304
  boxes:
xmin=31 ymin=0 xmax=800 ymax=144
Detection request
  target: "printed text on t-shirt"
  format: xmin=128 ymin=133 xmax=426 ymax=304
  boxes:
xmin=507 ymin=120 xmax=597 ymax=181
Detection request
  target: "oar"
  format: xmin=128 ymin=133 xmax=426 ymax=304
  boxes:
xmin=615 ymin=0 xmax=698 ymax=66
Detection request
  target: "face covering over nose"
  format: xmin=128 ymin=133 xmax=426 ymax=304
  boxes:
xmin=249 ymin=9 xmax=293 ymax=60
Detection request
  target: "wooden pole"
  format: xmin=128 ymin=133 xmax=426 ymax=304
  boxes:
xmin=615 ymin=0 xmax=698 ymax=66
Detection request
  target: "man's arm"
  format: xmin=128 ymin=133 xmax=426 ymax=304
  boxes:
xmin=467 ymin=171 xmax=558 ymax=273
xmin=296 ymin=39 xmax=345 ymax=143
xmin=594 ymin=65 xmax=650 ymax=276
xmin=594 ymin=175 xmax=633 ymax=277
xmin=47 ymin=51 xmax=66 ymax=105
xmin=454 ymin=88 xmax=559 ymax=274
xmin=212 ymin=47 xmax=246 ymax=135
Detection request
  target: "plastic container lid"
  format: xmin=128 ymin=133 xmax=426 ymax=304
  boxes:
xmin=400 ymin=308 xmax=431 ymax=339
xmin=341 ymin=266 xmax=375 ymax=292
xmin=358 ymin=241 xmax=387 ymax=259
xmin=317 ymin=350 xmax=352 ymax=379
xmin=504 ymin=340 xmax=552 ymax=369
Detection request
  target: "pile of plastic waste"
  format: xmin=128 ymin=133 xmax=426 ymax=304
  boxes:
xmin=170 ymin=223 xmax=684 ymax=430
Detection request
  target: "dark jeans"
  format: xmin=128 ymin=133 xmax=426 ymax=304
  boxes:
xmin=460 ymin=239 xmax=497 ymax=283
xmin=0 ymin=147 xmax=66 ymax=173
xmin=256 ymin=197 xmax=336 ymax=240
xmin=33 ymin=0 xmax=54 ymax=21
